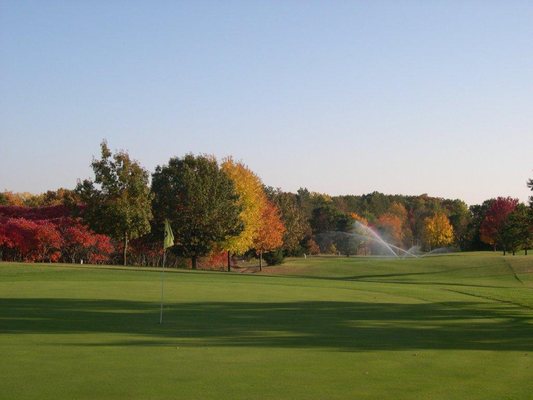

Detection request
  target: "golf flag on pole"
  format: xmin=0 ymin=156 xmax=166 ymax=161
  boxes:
xmin=161 ymin=219 xmax=174 ymax=324
xmin=164 ymin=219 xmax=174 ymax=249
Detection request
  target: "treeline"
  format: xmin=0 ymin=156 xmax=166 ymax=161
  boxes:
xmin=1 ymin=141 xmax=532 ymax=267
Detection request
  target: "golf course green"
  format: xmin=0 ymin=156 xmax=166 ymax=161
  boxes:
xmin=1 ymin=253 xmax=532 ymax=399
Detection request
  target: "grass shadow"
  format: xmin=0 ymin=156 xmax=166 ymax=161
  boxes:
xmin=1 ymin=298 xmax=532 ymax=352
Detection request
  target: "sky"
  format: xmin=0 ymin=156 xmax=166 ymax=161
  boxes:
xmin=1 ymin=0 xmax=532 ymax=205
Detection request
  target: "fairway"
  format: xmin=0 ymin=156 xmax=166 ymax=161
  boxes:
xmin=1 ymin=253 xmax=532 ymax=399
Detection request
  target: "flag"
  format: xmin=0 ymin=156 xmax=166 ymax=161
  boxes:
xmin=164 ymin=219 xmax=174 ymax=249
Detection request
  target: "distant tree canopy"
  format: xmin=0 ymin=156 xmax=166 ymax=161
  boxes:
xmin=2 ymin=145 xmax=532 ymax=266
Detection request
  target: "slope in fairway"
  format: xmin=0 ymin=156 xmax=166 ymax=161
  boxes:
xmin=0 ymin=253 xmax=532 ymax=399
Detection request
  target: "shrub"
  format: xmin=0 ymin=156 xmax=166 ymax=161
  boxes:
xmin=263 ymin=249 xmax=284 ymax=266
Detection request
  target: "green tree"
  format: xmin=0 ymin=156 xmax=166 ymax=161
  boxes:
xmin=76 ymin=141 xmax=153 ymax=265
xmin=151 ymin=154 xmax=243 ymax=269
xmin=528 ymin=177 xmax=533 ymax=207
xmin=464 ymin=201 xmax=493 ymax=251
xmin=501 ymin=204 xmax=532 ymax=255
xmin=310 ymin=205 xmax=347 ymax=234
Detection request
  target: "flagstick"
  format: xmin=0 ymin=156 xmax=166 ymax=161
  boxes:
xmin=160 ymin=250 xmax=166 ymax=324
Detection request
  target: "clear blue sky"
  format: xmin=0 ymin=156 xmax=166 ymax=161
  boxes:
xmin=1 ymin=0 xmax=532 ymax=205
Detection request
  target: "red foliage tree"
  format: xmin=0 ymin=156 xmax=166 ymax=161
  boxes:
xmin=88 ymin=234 xmax=114 ymax=264
xmin=2 ymin=218 xmax=39 ymax=261
xmin=480 ymin=197 xmax=519 ymax=251
xmin=0 ymin=205 xmax=114 ymax=264
xmin=34 ymin=221 xmax=63 ymax=262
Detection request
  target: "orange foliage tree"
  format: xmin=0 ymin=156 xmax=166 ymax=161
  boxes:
xmin=376 ymin=213 xmax=403 ymax=247
xmin=349 ymin=212 xmax=368 ymax=226
xmin=253 ymin=200 xmax=285 ymax=270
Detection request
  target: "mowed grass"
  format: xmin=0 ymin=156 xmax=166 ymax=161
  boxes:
xmin=0 ymin=253 xmax=532 ymax=400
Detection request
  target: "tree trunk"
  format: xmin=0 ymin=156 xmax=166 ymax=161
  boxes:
xmin=191 ymin=256 xmax=197 ymax=270
xmin=259 ymin=251 xmax=263 ymax=271
xmin=525 ymin=248 xmax=528 ymax=256
xmin=227 ymin=251 xmax=231 ymax=272
xmin=123 ymin=232 xmax=128 ymax=266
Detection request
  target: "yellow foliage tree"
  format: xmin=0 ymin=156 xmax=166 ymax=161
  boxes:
xmin=423 ymin=212 xmax=454 ymax=250
xmin=221 ymin=158 xmax=266 ymax=270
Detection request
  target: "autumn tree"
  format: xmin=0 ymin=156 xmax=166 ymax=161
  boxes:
xmin=480 ymin=197 xmax=519 ymax=252
xmin=76 ymin=141 xmax=153 ymax=265
xmin=422 ymin=212 xmax=454 ymax=250
xmin=0 ymin=191 xmax=27 ymax=206
xmin=376 ymin=213 xmax=403 ymax=247
xmin=349 ymin=212 xmax=368 ymax=226
xmin=0 ymin=218 xmax=63 ymax=262
xmin=442 ymin=199 xmax=471 ymax=249
xmin=151 ymin=154 xmax=243 ymax=269
xmin=306 ymin=238 xmax=320 ymax=255
xmin=253 ymin=199 xmax=285 ymax=270
xmin=266 ymin=188 xmax=311 ymax=255
xmin=221 ymin=158 xmax=265 ymax=271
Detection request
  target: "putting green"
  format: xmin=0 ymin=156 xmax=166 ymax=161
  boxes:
xmin=1 ymin=253 xmax=532 ymax=399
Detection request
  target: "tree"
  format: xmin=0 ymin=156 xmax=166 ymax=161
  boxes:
xmin=501 ymin=204 xmax=532 ymax=255
xmin=221 ymin=158 xmax=265 ymax=270
xmin=528 ymin=177 xmax=533 ymax=207
xmin=336 ymin=233 xmax=360 ymax=256
xmin=376 ymin=213 xmax=403 ymax=247
xmin=423 ymin=212 xmax=454 ymax=250
xmin=151 ymin=154 xmax=243 ymax=269
xmin=58 ymin=219 xmax=114 ymax=264
xmin=386 ymin=202 xmax=413 ymax=246
xmin=34 ymin=221 xmax=63 ymax=262
xmin=480 ymin=197 xmax=518 ymax=252
xmin=268 ymin=189 xmax=310 ymax=256
xmin=443 ymin=199 xmax=471 ymax=250
xmin=310 ymin=205 xmax=347 ymax=234
xmin=253 ymin=200 xmax=285 ymax=270
xmin=305 ymin=238 xmax=320 ymax=255
xmin=464 ymin=201 xmax=493 ymax=251
xmin=76 ymin=141 xmax=153 ymax=265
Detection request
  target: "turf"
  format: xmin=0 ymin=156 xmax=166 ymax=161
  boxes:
xmin=0 ymin=252 xmax=532 ymax=399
